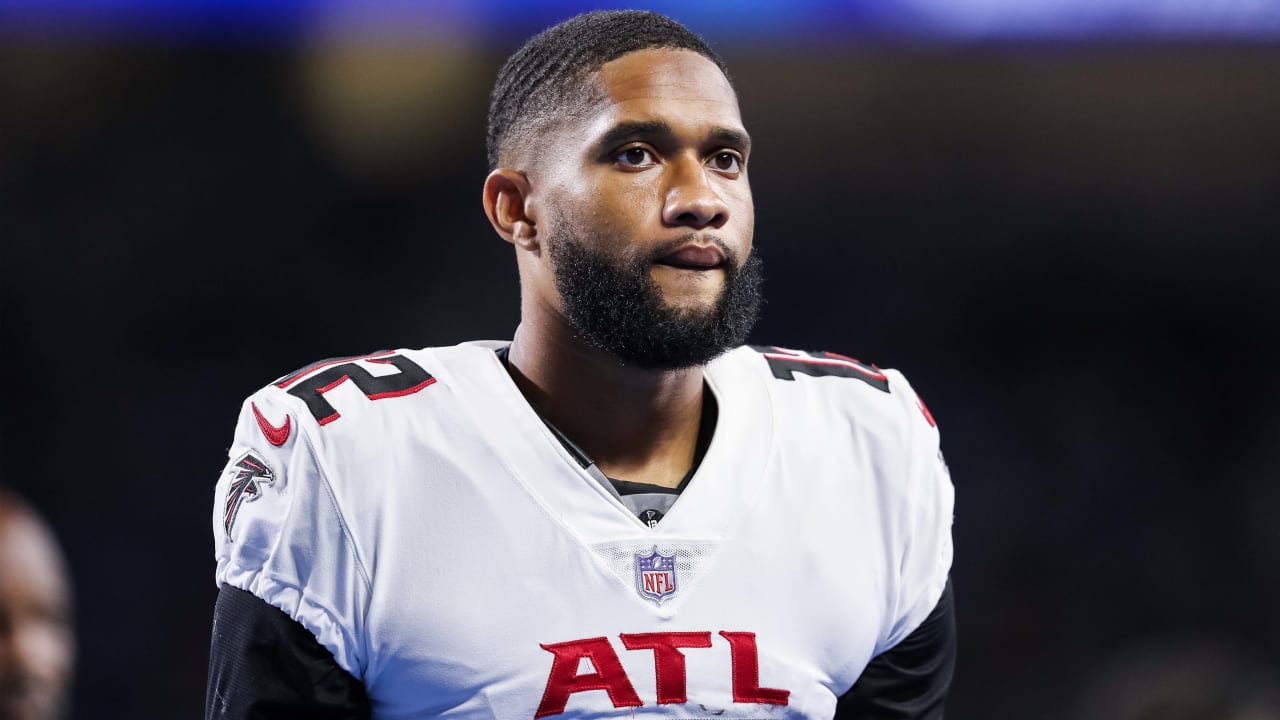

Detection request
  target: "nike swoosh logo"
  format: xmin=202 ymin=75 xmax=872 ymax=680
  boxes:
xmin=252 ymin=401 xmax=292 ymax=447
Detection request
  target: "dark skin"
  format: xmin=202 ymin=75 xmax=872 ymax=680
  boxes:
xmin=482 ymin=48 xmax=754 ymax=488
xmin=0 ymin=496 xmax=73 ymax=720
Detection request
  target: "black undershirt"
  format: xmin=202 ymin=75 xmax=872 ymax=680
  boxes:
xmin=206 ymin=347 xmax=955 ymax=718
xmin=207 ymin=585 xmax=373 ymax=719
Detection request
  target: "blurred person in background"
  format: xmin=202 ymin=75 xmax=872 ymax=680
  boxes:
xmin=206 ymin=9 xmax=954 ymax=719
xmin=0 ymin=487 xmax=74 ymax=720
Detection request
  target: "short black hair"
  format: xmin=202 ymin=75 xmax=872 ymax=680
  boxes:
xmin=486 ymin=10 xmax=730 ymax=170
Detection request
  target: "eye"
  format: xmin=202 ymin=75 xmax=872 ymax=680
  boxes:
xmin=709 ymin=151 xmax=742 ymax=173
xmin=616 ymin=146 xmax=656 ymax=168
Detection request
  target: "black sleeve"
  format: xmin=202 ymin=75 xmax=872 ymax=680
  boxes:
xmin=206 ymin=584 xmax=372 ymax=720
xmin=835 ymin=578 xmax=956 ymax=720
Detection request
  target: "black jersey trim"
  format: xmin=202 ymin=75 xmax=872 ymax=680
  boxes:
xmin=835 ymin=577 xmax=955 ymax=719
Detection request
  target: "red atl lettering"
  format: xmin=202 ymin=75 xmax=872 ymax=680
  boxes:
xmin=535 ymin=637 xmax=642 ymax=718
xmin=619 ymin=632 xmax=713 ymax=704
xmin=536 ymin=631 xmax=789 ymax=717
xmin=719 ymin=632 xmax=792 ymax=705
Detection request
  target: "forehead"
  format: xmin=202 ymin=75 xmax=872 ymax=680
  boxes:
xmin=583 ymin=48 xmax=743 ymax=139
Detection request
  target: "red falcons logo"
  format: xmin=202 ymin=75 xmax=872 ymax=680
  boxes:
xmin=223 ymin=451 xmax=276 ymax=538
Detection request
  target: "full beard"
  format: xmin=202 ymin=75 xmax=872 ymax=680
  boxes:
xmin=547 ymin=225 xmax=763 ymax=370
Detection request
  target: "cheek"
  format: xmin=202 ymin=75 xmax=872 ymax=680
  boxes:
xmin=729 ymin=176 xmax=753 ymax=214
xmin=565 ymin=180 xmax=655 ymax=250
xmin=726 ymin=183 xmax=755 ymax=248
xmin=594 ymin=174 xmax=657 ymax=217
xmin=736 ymin=189 xmax=754 ymax=225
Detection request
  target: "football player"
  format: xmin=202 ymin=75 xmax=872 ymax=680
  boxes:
xmin=0 ymin=488 xmax=75 ymax=720
xmin=207 ymin=10 xmax=955 ymax=719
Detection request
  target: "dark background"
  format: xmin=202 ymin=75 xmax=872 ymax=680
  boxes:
xmin=1 ymin=6 xmax=1279 ymax=718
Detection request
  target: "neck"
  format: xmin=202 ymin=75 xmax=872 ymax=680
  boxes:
xmin=506 ymin=305 xmax=706 ymax=489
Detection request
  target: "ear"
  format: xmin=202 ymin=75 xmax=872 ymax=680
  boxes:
xmin=483 ymin=168 xmax=538 ymax=250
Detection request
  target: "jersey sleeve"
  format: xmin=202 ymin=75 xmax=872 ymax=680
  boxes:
xmin=206 ymin=584 xmax=372 ymax=719
xmin=876 ymin=370 xmax=955 ymax=656
xmin=211 ymin=388 xmax=371 ymax=681
xmin=837 ymin=578 xmax=955 ymax=719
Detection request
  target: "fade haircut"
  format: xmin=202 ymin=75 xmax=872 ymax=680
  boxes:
xmin=486 ymin=10 xmax=731 ymax=170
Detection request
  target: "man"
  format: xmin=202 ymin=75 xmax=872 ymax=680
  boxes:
xmin=0 ymin=488 xmax=75 ymax=720
xmin=207 ymin=10 xmax=955 ymax=719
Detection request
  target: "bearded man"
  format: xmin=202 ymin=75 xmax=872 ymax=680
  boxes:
xmin=207 ymin=10 xmax=955 ymax=719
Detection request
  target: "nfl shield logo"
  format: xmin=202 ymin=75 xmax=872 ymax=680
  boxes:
xmin=635 ymin=546 xmax=678 ymax=604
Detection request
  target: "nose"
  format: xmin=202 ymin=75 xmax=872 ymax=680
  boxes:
xmin=661 ymin=156 xmax=729 ymax=230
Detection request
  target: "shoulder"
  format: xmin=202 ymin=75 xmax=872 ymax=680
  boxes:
xmin=715 ymin=344 xmax=938 ymax=442
xmin=716 ymin=343 xmax=949 ymax=546
xmin=717 ymin=345 xmax=953 ymax=651
xmin=262 ymin=347 xmax=441 ymax=427
xmin=221 ymin=342 xmax=507 ymax=523
xmin=213 ymin=344 xmax=472 ymax=562
xmin=212 ymin=345 xmax=494 ymax=678
xmin=243 ymin=342 xmax=508 ymax=443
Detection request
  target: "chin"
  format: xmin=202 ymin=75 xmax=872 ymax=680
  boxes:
xmin=660 ymin=294 xmax=722 ymax=316
xmin=653 ymin=279 xmax=726 ymax=310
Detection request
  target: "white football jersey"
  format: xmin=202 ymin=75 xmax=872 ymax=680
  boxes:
xmin=212 ymin=342 xmax=953 ymax=720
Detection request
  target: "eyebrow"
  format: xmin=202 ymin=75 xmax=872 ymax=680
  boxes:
xmin=594 ymin=120 xmax=752 ymax=155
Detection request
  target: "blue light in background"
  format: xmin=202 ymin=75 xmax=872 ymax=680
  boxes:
xmin=1 ymin=0 xmax=1277 ymax=40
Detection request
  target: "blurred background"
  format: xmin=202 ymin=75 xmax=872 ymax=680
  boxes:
xmin=1 ymin=0 xmax=1278 ymax=717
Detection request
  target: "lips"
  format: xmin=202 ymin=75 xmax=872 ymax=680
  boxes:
xmin=656 ymin=244 xmax=726 ymax=270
